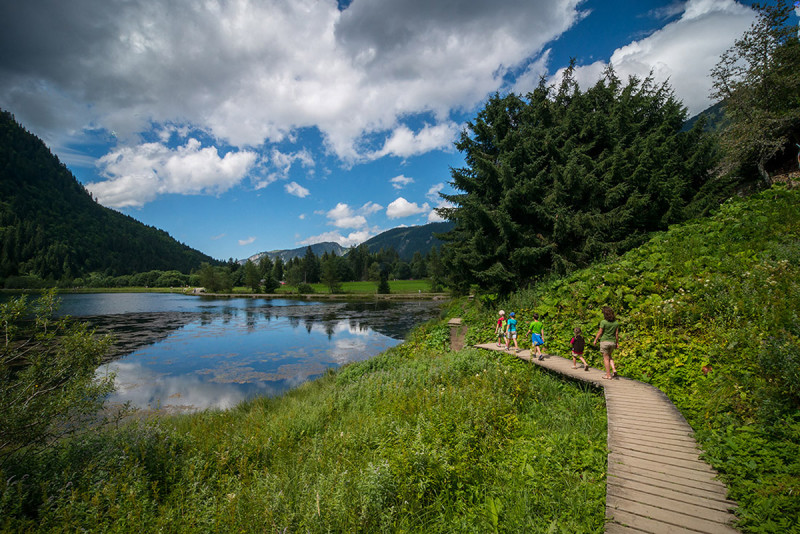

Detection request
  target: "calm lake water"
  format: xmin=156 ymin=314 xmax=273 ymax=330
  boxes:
xmin=44 ymin=293 xmax=443 ymax=412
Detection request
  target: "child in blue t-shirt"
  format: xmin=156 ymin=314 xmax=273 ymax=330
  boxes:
xmin=505 ymin=312 xmax=519 ymax=352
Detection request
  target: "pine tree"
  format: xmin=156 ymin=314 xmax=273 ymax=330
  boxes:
xmin=439 ymin=68 xmax=716 ymax=294
xmin=711 ymin=0 xmax=800 ymax=184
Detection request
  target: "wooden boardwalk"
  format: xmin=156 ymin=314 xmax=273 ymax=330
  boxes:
xmin=474 ymin=343 xmax=739 ymax=533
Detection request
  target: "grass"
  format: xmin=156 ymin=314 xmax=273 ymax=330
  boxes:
xmin=0 ymin=320 xmax=607 ymax=533
xmin=262 ymin=279 xmax=442 ymax=295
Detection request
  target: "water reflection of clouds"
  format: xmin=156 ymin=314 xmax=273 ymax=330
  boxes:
xmin=88 ymin=298 xmax=441 ymax=412
xmin=104 ymin=360 xmax=251 ymax=411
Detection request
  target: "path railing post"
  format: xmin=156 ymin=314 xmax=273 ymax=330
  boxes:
xmin=448 ymin=318 xmax=467 ymax=351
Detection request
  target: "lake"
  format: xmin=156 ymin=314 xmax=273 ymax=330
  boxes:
xmin=47 ymin=293 xmax=443 ymax=413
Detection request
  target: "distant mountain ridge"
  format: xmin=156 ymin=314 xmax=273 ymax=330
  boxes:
xmin=361 ymin=221 xmax=452 ymax=260
xmin=243 ymin=242 xmax=347 ymax=264
xmin=242 ymin=221 xmax=452 ymax=264
xmin=0 ymin=110 xmax=217 ymax=281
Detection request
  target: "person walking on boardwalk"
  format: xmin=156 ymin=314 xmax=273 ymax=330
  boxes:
xmin=593 ymin=306 xmax=620 ymax=379
xmin=527 ymin=313 xmax=545 ymax=361
xmin=505 ymin=312 xmax=520 ymax=352
xmin=495 ymin=310 xmax=506 ymax=347
xmin=570 ymin=327 xmax=589 ymax=370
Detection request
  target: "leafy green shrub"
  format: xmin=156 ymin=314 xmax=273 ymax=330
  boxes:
xmin=0 ymin=290 xmax=115 ymax=466
xmin=297 ymin=282 xmax=315 ymax=294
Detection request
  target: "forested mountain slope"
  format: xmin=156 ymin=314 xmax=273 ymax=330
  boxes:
xmin=361 ymin=221 xmax=452 ymax=260
xmin=0 ymin=110 xmax=216 ymax=282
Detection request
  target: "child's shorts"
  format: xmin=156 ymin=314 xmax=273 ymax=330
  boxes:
xmin=508 ymin=332 xmax=517 ymax=339
xmin=531 ymin=333 xmax=544 ymax=346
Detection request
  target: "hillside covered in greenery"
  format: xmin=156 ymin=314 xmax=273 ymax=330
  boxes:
xmin=465 ymin=186 xmax=800 ymax=531
xmin=0 ymin=110 xmax=217 ymax=285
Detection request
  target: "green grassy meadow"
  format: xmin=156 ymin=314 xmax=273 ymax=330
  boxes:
xmin=259 ymin=279 xmax=440 ymax=295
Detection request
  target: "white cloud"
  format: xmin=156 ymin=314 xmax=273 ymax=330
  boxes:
xmin=426 ymin=183 xmax=445 ymax=202
xmin=285 ymin=181 xmax=310 ymax=198
xmin=210 ymin=233 xmax=226 ymax=241
xmin=428 ymin=200 xmax=455 ymax=222
xmin=386 ymin=197 xmax=430 ymax=219
xmin=389 ymin=174 xmax=414 ymax=189
xmin=370 ymin=122 xmax=461 ymax=160
xmin=510 ymin=49 xmax=553 ymax=95
xmin=298 ymin=213 xmax=306 ymax=220
xmin=299 ymin=230 xmax=373 ymax=248
xmin=360 ymin=201 xmax=383 ymax=215
xmin=0 ymin=0 xmax=586 ymax=168
xmin=272 ymin=148 xmax=315 ymax=175
xmin=86 ymin=138 xmax=257 ymax=207
xmin=326 ymin=203 xmax=367 ymax=229
xmin=239 ymin=236 xmax=256 ymax=246
xmin=551 ymin=0 xmax=755 ymax=114
xmin=425 ymin=182 xmax=455 ymax=222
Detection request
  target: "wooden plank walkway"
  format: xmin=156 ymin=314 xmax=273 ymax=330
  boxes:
xmin=474 ymin=343 xmax=739 ymax=533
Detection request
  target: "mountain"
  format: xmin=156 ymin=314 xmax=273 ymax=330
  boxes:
xmin=683 ymin=100 xmax=727 ymax=132
xmin=243 ymin=242 xmax=347 ymax=264
xmin=0 ymin=110 xmax=217 ymax=282
xmin=361 ymin=221 xmax=453 ymax=260
xmin=243 ymin=222 xmax=452 ymax=265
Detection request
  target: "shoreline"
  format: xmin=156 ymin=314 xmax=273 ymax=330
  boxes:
xmin=2 ymin=288 xmax=451 ymax=301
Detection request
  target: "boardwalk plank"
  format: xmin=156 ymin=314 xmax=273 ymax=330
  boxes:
xmin=607 ymin=495 xmax=739 ymax=534
xmin=607 ymin=477 xmax=736 ymax=512
xmin=607 ymin=482 xmax=735 ymax=524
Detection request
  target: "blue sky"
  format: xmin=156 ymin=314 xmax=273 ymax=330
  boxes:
xmin=1 ymin=0 xmax=776 ymax=261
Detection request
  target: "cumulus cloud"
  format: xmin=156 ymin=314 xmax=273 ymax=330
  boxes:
xmin=272 ymin=149 xmax=314 ymax=175
xmin=238 ymin=237 xmax=256 ymax=246
xmin=326 ymin=203 xmax=368 ymax=229
xmin=0 ymin=0 xmax=585 ymax=170
xmin=424 ymin=182 xmax=455 ymax=222
xmin=86 ymin=138 xmax=257 ymax=207
xmin=370 ymin=123 xmax=461 ymax=159
xmin=285 ymin=181 xmax=310 ymax=198
xmin=386 ymin=197 xmax=430 ymax=219
xmin=426 ymin=183 xmax=445 ymax=202
xmin=299 ymin=230 xmax=373 ymax=248
xmin=389 ymin=174 xmax=414 ymax=189
xmin=360 ymin=201 xmax=384 ymax=215
xmin=551 ymin=0 xmax=755 ymax=114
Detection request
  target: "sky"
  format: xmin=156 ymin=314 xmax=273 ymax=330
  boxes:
xmin=1 ymin=0 xmax=785 ymax=262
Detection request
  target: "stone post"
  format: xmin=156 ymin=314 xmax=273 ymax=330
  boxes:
xmin=448 ymin=317 xmax=467 ymax=351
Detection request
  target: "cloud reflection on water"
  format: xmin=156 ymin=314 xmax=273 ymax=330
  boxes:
xmin=97 ymin=299 xmax=439 ymax=412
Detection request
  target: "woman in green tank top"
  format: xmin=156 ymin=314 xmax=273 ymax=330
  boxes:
xmin=593 ymin=306 xmax=619 ymax=379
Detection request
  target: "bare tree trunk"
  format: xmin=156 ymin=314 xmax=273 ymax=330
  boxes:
xmin=757 ymin=160 xmax=772 ymax=187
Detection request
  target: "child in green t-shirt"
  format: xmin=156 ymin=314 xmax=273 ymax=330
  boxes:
xmin=527 ymin=313 xmax=545 ymax=361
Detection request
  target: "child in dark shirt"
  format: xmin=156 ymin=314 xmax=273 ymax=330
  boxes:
xmin=570 ymin=327 xmax=589 ymax=370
